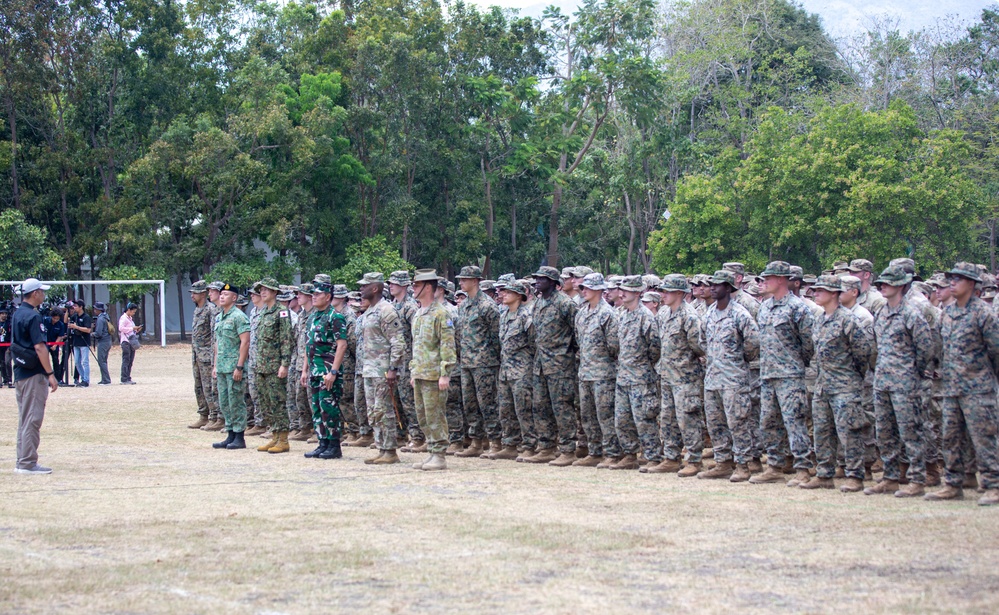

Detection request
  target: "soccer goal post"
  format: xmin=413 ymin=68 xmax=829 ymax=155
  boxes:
xmin=0 ymin=279 xmax=167 ymax=347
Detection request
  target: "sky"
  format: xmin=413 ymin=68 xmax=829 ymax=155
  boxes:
xmin=464 ymin=0 xmax=997 ymax=38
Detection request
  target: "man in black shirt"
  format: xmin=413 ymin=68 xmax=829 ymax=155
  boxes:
xmin=46 ymin=308 xmax=67 ymax=384
xmin=12 ymin=279 xmax=59 ymax=474
xmin=67 ymin=300 xmax=92 ymax=387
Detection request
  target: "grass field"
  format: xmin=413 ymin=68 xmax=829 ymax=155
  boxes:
xmin=1 ymin=344 xmax=997 ymax=614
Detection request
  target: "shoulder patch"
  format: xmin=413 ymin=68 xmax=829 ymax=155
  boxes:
xmin=280 ymin=310 xmax=289 ymax=318
xmin=446 ymin=319 xmax=453 ymax=328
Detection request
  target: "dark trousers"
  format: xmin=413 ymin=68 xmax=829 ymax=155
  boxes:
xmin=96 ymin=338 xmax=112 ymax=383
xmin=48 ymin=347 xmax=64 ymax=383
xmin=120 ymin=342 xmax=135 ymax=382
xmin=0 ymin=347 xmax=10 ymax=384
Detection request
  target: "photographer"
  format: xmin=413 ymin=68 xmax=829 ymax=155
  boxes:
xmin=12 ymin=279 xmax=59 ymax=474
xmin=67 ymin=301 xmax=92 ymax=387
xmin=46 ymin=308 xmax=67 ymax=385
xmin=92 ymin=302 xmax=113 ymax=385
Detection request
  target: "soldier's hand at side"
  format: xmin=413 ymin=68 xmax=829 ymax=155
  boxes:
xmin=300 ymin=372 xmax=308 ymax=387
xmin=212 ymin=367 xmax=217 ymax=379
xmin=233 ymin=369 xmax=243 ymax=382
xmin=386 ymin=369 xmax=398 ymax=386
xmin=438 ymin=376 xmax=450 ymax=391
xmin=323 ymin=372 xmax=338 ymax=391
xmin=278 ymin=366 xmax=288 ymax=379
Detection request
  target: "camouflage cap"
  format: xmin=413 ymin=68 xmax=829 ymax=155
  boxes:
xmin=331 ymin=284 xmax=349 ymax=298
xmin=313 ymin=273 xmax=332 ymax=285
xmin=412 ymin=268 xmax=438 ymax=283
xmin=257 ymin=277 xmax=281 ymax=291
xmin=619 ymin=275 xmax=646 ymax=293
xmin=580 ymin=272 xmax=608 ymax=291
xmin=312 ymin=276 xmax=333 ymax=294
xmin=356 ymin=272 xmax=384 ymax=286
xmin=445 ymin=280 xmax=456 ymax=294
xmin=948 ymin=261 xmax=982 ymax=283
xmin=481 ymin=280 xmax=496 ymax=292
xmin=839 ymin=275 xmax=862 ymax=293
xmin=606 ymin=275 xmax=624 ymax=289
xmin=710 ymin=270 xmax=739 ymax=289
xmin=642 ymin=274 xmax=662 ymax=289
xmin=722 ymin=262 xmax=745 ymax=275
xmin=927 ymin=273 xmax=948 ymax=289
xmin=347 ymin=291 xmax=361 ymax=301
xmin=641 ymin=291 xmax=662 ymax=305
xmin=533 ymin=266 xmax=561 ymax=282
xmin=455 ymin=290 xmax=468 ymax=298
xmin=811 ymin=274 xmax=842 ymax=292
xmin=560 ymin=267 xmax=575 ymax=279
xmin=297 ymin=283 xmax=314 ymax=296
xmin=455 ymin=265 xmax=483 ymax=279
xmin=249 ymin=282 xmax=261 ymax=295
xmin=788 ymin=265 xmax=804 ymax=280
xmin=659 ymin=273 xmax=691 ymax=293
xmin=208 ymin=281 xmax=225 ymax=291
xmin=690 ymin=274 xmax=710 ymax=286
xmin=875 ymin=265 xmax=912 ymax=287
xmin=189 ymin=279 xmax=209 ymax=294
xmin=389 ymin=270 xmax=412 ymax=286
xmin=502 ymin=280 xmax=530 ymax=298
xmin=983 ymin=273 xmax=997 ymax=290
xmin=744 ymin=282 xmax=763 ymax=297
xmin=497 ymin=273 xmax=516 ymax=284
xmin=848 ymin=259 xmax=874 ymax=273
xmin=831 ymin=260 xmax=850 ymax=272
xmin=983 ymin=286 xmax=997 ymax=300
xmin=912 ymin=281 xmax=934 ymax=298
xmin=889 ymin=258 xmax=916 ymax=274
xmin=277 ymin=290 xmax=295 ymax=302
xmin=573 ymin=266 xmax=594 ymax=278
xmin=761 ymin=261 xmax=793 ymax=277
xmin=236 ymin=295 xmax=249 ymax=307
xmin=802 ymin=274 xmax=817 ymax=285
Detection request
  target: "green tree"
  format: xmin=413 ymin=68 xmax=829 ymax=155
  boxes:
xmin=330 ymin=235 xmax=412 ymax=289
xmin=0 ymin=209 xmax=64 ymax=280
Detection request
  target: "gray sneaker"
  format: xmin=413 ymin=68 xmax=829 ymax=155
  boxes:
xmin=15 ymin=464 xmax=52 ymax=474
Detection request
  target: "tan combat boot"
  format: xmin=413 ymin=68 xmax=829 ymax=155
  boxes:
xmin=782 ymin=458 xmax=795 ymax=474
xmin=925 ymin=462 xmax=941 ymax=487
xmin=257 ymin=432 xmax=279 ymax=452
xmin=894 ymin=482 xmax=925 ymax=498
xmin=575 ymin=445 xmax=589 ymax=459
xmin=834 ymin=467 xmax=846 ymax=479
xmin=371 ymin=449 xmax=400 ymax=465
xmin=864 ymin=479 xmax=900 ymax=495
xmin=364 ymin=450 xmax=385 ymax=464
xmin=642 ymin=459 xmax=681 ymax=474
xmin=245 ymin=425 xmax=266 ymax=436
xmin=455 ymin=438 xmax=483 ymax=458
xmin=307 ymin=433 xmax=319 ymax=444
xmin=697 ymin=460 xmax=734 ymax=479
xmin=202 ymin=418 xmax=224 ymax=432
xmin=267 ymin=432 xmax=290 ymax=454
xmin=898 ymin=462 xmax=910 ymax=485
xmin=421 ymin=453 xmax=447 ymax=471
xmin=188 ymin=416 xmax=209 ymax=429
xmin=978 ymin=489 xmax=999 ymax=506
xmin=492 ymin=446 xmax=520 ymax=461
xmin=749 ymin=464 xmax=785 ymax=484
xmin=399 ymin=439 xmax=417 ymax=453
xmin=702 ymin=447 xmax=714 ymax=459
xmin=290 ymin=429 xmax=312 ymax=442
xmin=480 ymin=440 xmax=502 ymax=459
xmin=352 ymin=434 xmax=375 ymax=448
xmin=445 ymin=441 xmax=464 ymax=456
xmin=924 ymin=485 xmax=964 ymax=501
xmin=729 ymin=464 xmax=752 ymax=483
xmin=597 ymin=456 xmax=621 ymax=469
xmin=799 ymin=476 xmax=835 ymax=489
xmin=747 ymin=459 xmax=764 ymax=474
xmin=786 ymin=469 xmax=811 ymax=488
xmin=515 ymin=448 xmax=536 ymax=463
xmin=413 ymin=440 xmax=429 ymax=453
xmin=572 ymin=455 xmax=603 ymax=467
xmin=963 ymin=473 xmax=980 ymax=491
xmin=527 ymin=448 xmax=558 ymax=464
xmin=840 ymin=478 xmax=865 ymax=493
xmin=677 ymin=462 xmax=702 ymax=478
xmin=610 ymin=454 xmax=640 ymax=470
xmin=549 ymin=452 xmax=576 ymax=467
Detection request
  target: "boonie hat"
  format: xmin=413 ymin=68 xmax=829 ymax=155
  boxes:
xmin=710 ymin=270 xmax=739 ymax=289
xmin=533 ymin=266 xmax=561 ymax=282
xmin=580 ymin=272 xmax=608 ymax=291
xmin=875 ymin=265 xmax=913 ymax=287
xmin=659 ymin=274 xmax=691 ymax=293
xmin=947 ymin=262 xmax=982 ymax=283
xmin=389 ymin=270 xmax=412 ymax=286
xmin=455 ymin=266 xmax=483 ymax=279
xmin=811 ymin=274 xmax=842 ymax=292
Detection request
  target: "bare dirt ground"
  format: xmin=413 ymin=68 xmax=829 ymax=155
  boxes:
xmin=1 ymin=345 xmax=997 ymax=614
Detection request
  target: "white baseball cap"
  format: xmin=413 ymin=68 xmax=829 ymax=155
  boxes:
xmin=19 ymin=278 xmax=51 ymax=294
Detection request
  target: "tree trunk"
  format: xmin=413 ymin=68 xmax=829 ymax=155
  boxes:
xmin=4 ymin=93 xmax=19 ymax=209
xmin=175 ymin=275 xmax=187 ymax=341
xmin=481 ymin=155 xmax=494 ymax=278
xmin=547 ymin=183 xmax=562 ymax=267
xmin=624 ymin=191 xmax=635 ymax=275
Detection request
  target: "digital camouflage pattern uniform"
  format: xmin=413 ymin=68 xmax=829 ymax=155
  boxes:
xmin=498 ymin=292 xmax=535 ymax=450
xmin=574 ymin=273 xmax=620 ymax=459
xmin=359 ymin=275 xmax=406 ymax=451
xmin=350 ymin=307 xmax=372 ymax=437
xmin=456 ymin=267 xmax=502 ymax=443
xmin=291 ymin=300 xmax=313 ymax=432
xmin=306 ymin=305 xmax=348 ymax=441
xmin=247 ymin=301 xmax=263 ymax=427
xmin=332 ymin=285 xmax=360 ymax=438
xmin=844 ymin=288 xmax=878 ymax=468
xmin=444 ymin=299 xmax=465 ymax=444
xmin=758 ymin=261 xmax=815 ymax=470
xmin=390 ymin=271 xmax=422 ymax=442
xmin=409 ymin=295 xmax=457 ymax=454
xmin=615 ymin=279 xmax=663 ymax=464
xmin=191 ymin=288 xmax=219 ymax=422
xmin=531 ymin=267 xmax=579 ymax=454
xmin=214 ymin=304 xmax=251 ymax=432
xmin=255 ymin=287 xmax=294 ymax=432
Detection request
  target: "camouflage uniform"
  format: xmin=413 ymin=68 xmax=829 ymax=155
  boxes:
xmin=255 ymin=294 xmax=294 ymax=433
xmin=214 ymin=304 xmax=250 ymax=432
xmin=443 ymin=299 xmax=465 ymax=444
xmin=574 ymin=277 xmax=620 ymax=458
xmin=191 ymin=294 xmax=219 ymax=421
xmin=909 ymin=288 xmax=944 ymax=467
xmin=332 ymin=288 xmax=360 ymax=438
xmin=290 ymin=302 xmax=313 ymax=431
xmin=359 ymin=278 xmax=406 ymax=451
xmin=410 ymin=294 xmax=457 ymax=454
xmin=306 ymin=306 xmax=348 ymax=441
xmin=657 ymin=294 xmax=706 ymax=464
xmin=615 ymin=289 xmax=662 ymax=463
xmin=758 ymin=262 xmax=815 ymax=470
xmin=390 ymin=272 xmax=422 ymax=442
xmin=939 ymin=280 xmax=999 ymax=491
xmin=701 ymin=292 xmax=760 ymax=465
xmin=846 ymin=297 xmax=878 ymax=466
xmin=247 ymin=303 xmax=262 ymax=426
xmin=498 ymin=298 xmax=535 ymax=449
xmin=456 ymin=271 xmax=502 ymax=443
xmin=531 ymin=268 xmax=579 ymax=454
xmin=350 ymin=308 xmax=372 ymax=436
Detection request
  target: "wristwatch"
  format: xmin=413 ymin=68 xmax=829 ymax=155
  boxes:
xmin=235 ymin=365 xmax=244 ymax=371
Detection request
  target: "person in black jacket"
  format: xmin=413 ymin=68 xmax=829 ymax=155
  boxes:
xmin=92 ymin=302 xmax=113 ymax=385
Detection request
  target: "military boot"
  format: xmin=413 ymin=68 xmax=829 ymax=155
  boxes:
xmin=747 ymin=458 xmax=764 ymax=474
xmin=267 ymin=432 xmax=290 ymax=454
xmin=702 ymin=447 xmax=714 ymax=459
xmin=572 ymin=455 xmax=603 ymax=467
xmin=786 ymin=469 xmax=811 ymax=488
xmin=799 ymin=476 xmax=835 ymax=489
xmin=597 ymin=456 xmax=620 ymax=469
xmin=290 ymin=429 xmax=312 ymax=442
xmin=412 ymin=454 xmax=434 ymax=470
xmin=864 ymin=479 xmax=900 ymax=495
xmin=527 ymin=448 xmax=558 ymax=464
xmin=213 ymin=431 xmax=235 ymax=449
xmin=610 ymin=454 xmax=640 ymax=470
xmin=697 ymin=460 xmax=734 ymax=479
xmin=515 ymin=449 xmax=535 ymax=463
xmin=894 ymin=482 xmax=925 ymax=498
xmin=304 ymin=440 xmax=328 ymax=459
xmin=924 ymin=485 xmax=964 ymax=501
xmin=189 ymin=416 xmax=209 ymax=429
xmin=729 ymin=464 xmax=752 ymax=483
xmin=371 ymin=449 xmax=400 ymax=465
xmin=643 ymin=459 xmax=681 ymax=474
xmin=839 ymin=478 xmax=864 ymax=493
xmin=257 ymin=432 xmax=279 ymax=452
xmin=492 ymin=446 xmax=520 ymax=461
xmin=963 ymin=473 xmax=980 ymax=490
xmin=456 ymin=438 xmax=483 ymax=458
xmin=318 ymin=438 xmax=343 ymax=460
xmin=925 ymin=462 xmax=941 ymax=487
xmin=978 ymin=489 xmax=999 ymax=506
xmin=413 ymin=440 xmax=429 ymax=453
xmin=575 ymin=445 xmax=589 ymax=459
xmin=287 ymin=429 xmax=302 ymax=441
xmin=898 ymin=462 xmax=910 ymax=485
xmin=480 ymin=440 xmax=503 ymax=459
xmin=226 ymin=431 xmax=246 ymax=450
xmin=352 ymin=433 xmax=375 ymax=448
xmin=677 ymin=462 xmax=702 ymax=478
xmin=364 ymin=451 xmax=385 ymax=464
xmin=549 ymin=452 xmax=576 ymax=467
xmin=445 ymin=441 xmax=464 ymax=456
xmin=421 ymin=453 xmax=447 ymax=471
xmin=400 ymin=439 xmax=419 ymax=453
xmin=245 ymin=425 xmax=266 ymax=436
xmin=782 ymin=458 xmax=795 ymax=474
xmin=749 ymin=464 xmax=785 ymax=484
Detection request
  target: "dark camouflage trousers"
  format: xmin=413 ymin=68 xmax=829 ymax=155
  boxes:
xmin=446 ymin=373 xmax=465 ymax=443
xmin=286 ymin=366 xmax=301 ymax=428
xmin=497 ymin=377 xmax=530 ymax=448
xmin=761 ymin=378 xmax=813 ymax=469
xmin=193 ymin=359 xmax=219 ymax=420
xmin=217 ymin=372 xmax=246 ymax=433
xmin=926 ymin=384 xmax=943 ymax=464
xmin=813 ymin=390 xmax=866 ymax=480
xmin=257 ymin=371 xmax=289 ymax=432
xmin=395 ymin=368 xmax=422 ymax=441
xmin=461 ymin=367 xmax=501 ymax=441
xmin=873 ymin=389 xmax=925 ymax=484
xmin=364 ymin=377 xmax=397 ymax=450
xmin=942 ymin=394 xmax=999 ymax=490
xmin=533 ymin=374 xmax=577 ymax=453
xmin=340 ymin=374 xmax=357 ymax=435
xmin=414 ymin=379 xmax=449 ymax=453
xmin=704 ymin=388 xmax=751 ymax=464
xmin=578 ymin=379 xmax=618 ymax=458
xmin=309 ymin=375 xmax=342 ymax=440
xmin=661 ymin=382 xmax=705 ymax=463
xmin=615 ymin=382 xmax=662 ymax=462
xmin=349 ymin=374 xmax=372 ymax=436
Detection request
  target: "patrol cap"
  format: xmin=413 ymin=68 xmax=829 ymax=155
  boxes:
xmin=875 ymin=265 xmax=912 ymax=287
xmin=722 ymin=262 xmax=745 ymax=275
xmin=573 ymin=266 xmax=594 ymax=278
xmin=947 ymin=261 xmax=983 ymax=283
xmin=502 ymin=280 xmax=529 ymax=299
xmin=641 ymin=291 xmax=662 ymax=305
xmin=389 ymin=270 xmax=412 ymax=286
xmin=347 ymin=291 xmax=361 ymax=301
xmin=811 ymin=274 xmax=842 ymax=292
xmin=689 ymin=274 xmax=709 ymax=286
xmin=659 ymin=273 xmax=691 ymax=293
xmin=189 ymin=279 xmax=209 ymax=294
xmin=297 ymin=283 xmax=314 ymax=296
xmin=481 ymin=280 xmax=496 ymax=292
xmin=560 ymin=267 xmax=575 ymax=279
xmin=533 ymin=266 xmax=561 ymax=282
xmin=313 ymin=273 xmax=332 ymax=286
xmin=455 ymin=290 xmax=468 ymax=298
xmin=357 ymin=272 xmax=384 ymax=286
xmin=801 ymin=274 xmax=817 ymax=285
xmin=208 ymin=281 xmax=225 ymax=291
xmin=848 ymin=259 xmax=874 ymax=273
xmin=761 ymin=261 xmax=793 ymax=277
xmin=413 ymin=268 xmax=438 ymax=283
xmin=912 ymin=280 xmax=934 ymax=298
xmin=580 ymin=272 xmax=608 ymax=291
xmin=455 ymin=266 xmax=483 ymax=279
xmin=619 ymin=275 xmax=646 ymax=293
xmin=257 ymin=277 xmax=281 ymax=291
xmin=831 ymin=260 xmax=850 ymax=272
xmin=710 ymin=270 xmax=739 ymax=289
xmin=312 ymin=278 xmax=333 ymax=294
xmin=839 ymin=275 xmax=862 ymax=293
xmin=606 ymin=275 xmax=624 ymax=289
xmin=236 ymin=296 xmax=249 ymax=307
xmin=927 ymin=273 xmax=948 ymax=289
xmin=744 ymin=282 xmax=763 ymax=297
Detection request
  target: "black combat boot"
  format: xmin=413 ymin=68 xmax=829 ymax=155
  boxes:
xmin=318 ymin=438 xmax=343 ymax=459
xmin=304 ymin=439 xmax=328 ymax=459
xmin=226 ymin=431 xmax=246 ymax=449
xmin=213 ymin=430 xmax=235 ymax=449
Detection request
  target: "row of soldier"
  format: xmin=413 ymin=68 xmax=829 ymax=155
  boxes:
xmin=184 ymin=257 xmax=999 ymax=504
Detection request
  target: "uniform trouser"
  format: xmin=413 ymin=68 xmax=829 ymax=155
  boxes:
xmin=704 ymin=388 xmax=752 ymax=464
xmin=813 ymin=389 xmax=866 ymax=480
xmin=248 ymin=361 xmax=264 ymax=427
xmin=578 ymin=379 xmax=618 ymax=458
xmin=193 ymin=359 xmax=219 ymax=419
xmin=395 ymin=367 xmax=422 ymax=440
xmin=310 ymin=376 xmax=343 ymax=441
xmin=15 ymin=374 xmax=48 ymax=469
xmin=257 ymin=371 xmax=289 ymax=432
xmin=761 ymin=377 xmax=813 ymax=469
xmin=364 ymin=377 xmax=397 ymax=450
xmin=461 ymin=367 xmax=501 ymax=441
xmin=925 ymin=393 xmax=944 ymax=465
xmin=217 ymin=372 xmax=247 ymax=433
xmin=286 ymin=367 xmax=301 ymax=429
xmin=573 ymin=361 xmax=586 ymax=450
xmin=497 ymin=377 xmax=530 ymax=448
xmin=873 ymin=389 xmax=926 ymax=484
xmin=836 ymin=386 xmax=876 ymax=467
xmin=533 ymin=374 xmax=577 ymax=453
xmin=296 ymin=378 xmax=311 ymax=431
xmin=96 ymin=338 xmax=112 ymax=384
xmin=942 ymin=394 xmax=999 ymax=490
xmin=340 ymin=375 xmax=359 ymax=435
xmin=749 ymin=369 xmax=763 ymax=458
xmin=413 ymin=379 xmax=448 ymax=453
xmin=446 ymin=372 xmax=465 ymax=443
xmin=662 ymin=381 xmax=705 ymax=463
xmin=615 ymin=381 xmax=662 ymax=462
xmin=352 ymin=373 xmax=372 ymax=435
